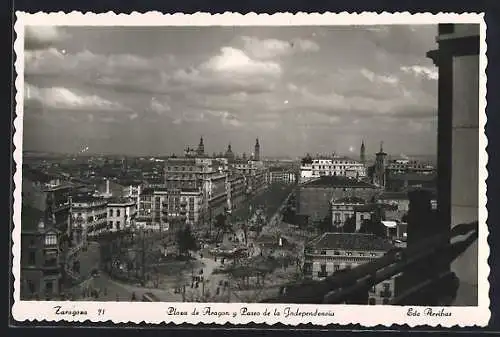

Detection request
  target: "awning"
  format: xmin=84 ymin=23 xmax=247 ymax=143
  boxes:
xmin=381 ymin=221 xmax=398 ymax=228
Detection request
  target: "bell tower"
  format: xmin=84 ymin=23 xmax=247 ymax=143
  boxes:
xmin=360 ymin=140 xmax=366 ymax=165
xmin=254 ymin=138 xmax=260 ymax=161
xmin=374 ymin=141 xmax=387 ymax=188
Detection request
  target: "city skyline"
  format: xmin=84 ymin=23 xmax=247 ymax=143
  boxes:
xmin=24 ymin=25 xmax=438 ymax=157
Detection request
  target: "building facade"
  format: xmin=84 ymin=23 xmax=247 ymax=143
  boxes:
xmin=71 ymin=196 xmax=108 ymax=239
xmin=106 ymin=198 xmax=137 ymax=232
xmin=300 ymin=156 xmax=366 ymax=180
xmin=386 ymin=159 xmax=435 ymax=176
xmin=303 ymin=232 xmax=396 ymax=305
xmin=330 ymin=196 xmax=366 ymax=229
xmin=21 ymin=204 xmax=63 ymax=300
xmin=268 ymin=167 xmax=297 ymax=184
xmin=297 ymin=176 xmax=379 ymax=224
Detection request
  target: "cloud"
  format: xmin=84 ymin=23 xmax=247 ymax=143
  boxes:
xmin=150 ymin=97 xmax=171 ymax=115
xmin=25 ymin=48 xmax=172 ymax=76
xmin=165 ymin=47 xmax=281 ymax=95
xmin=25 ymin=26 xmax=69 ymax=50
xmin=25 ymin=84 xmax=127 ymax=111
xmin=201 ymin=47 xmax=281 ymax=76
xmin=400 ymin=65 xmax=439 ymax=80
xmin=241 ymin=36 xmax=319 ymax=59
xmin=360 ymin=68 xmax=399 ymax=85
xmin=129 ymin=113 xmax=139 ymax=120
xmin=206 ymin=110 xmax=244 ymax=128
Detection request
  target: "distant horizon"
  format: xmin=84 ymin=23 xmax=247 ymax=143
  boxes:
xmin=23 ymin=148 xmax=437 ymax=161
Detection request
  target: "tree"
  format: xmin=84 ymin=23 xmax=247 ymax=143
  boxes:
xmin=176 ymin=226 xmax=198 ymax=257
xmin=343 ymin=216 xmax=357 ymax=233
xmin=214 ymin=213 xmax=231 ymax=241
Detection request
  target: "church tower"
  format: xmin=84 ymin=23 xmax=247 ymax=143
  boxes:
xmin=254 ymin=138 xmax=260 ymax=161
xmin=374 ymin=141 xmax=388 ymax=189
xmin=197 ymin=136 xmax=205 ymax=156
xmin=225 ymin=143 xmax=235 ymax=162
xmin=360 ymin=140 xmax=366 ymax=165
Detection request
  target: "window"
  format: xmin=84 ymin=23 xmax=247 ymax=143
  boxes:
xmin=334 ymin=264 xmax=340 ymax=271
xmin=117 ymin=209 xmax=121 ymax=217
xmin=109 ymin=209 xmax=114 ymax=217
xmin=383 ymin=283 xmax=391 ymax=291
xmin=334 ymin=213 xmax=341 ymax=222
xmin=320 ymin=264 xmax=326 ymax=273
xmin=28 ymin=251 xmax=36 ymax=265
xmin=116 ymin=221 xmax=120 ymax=230
xmin=108 ymin=221 xmax=113 ymax=228
xmin=320 ymin=250 xmax=326 ymax=255
xmin=370 ymin=286 xmax=376 ymax=293
xmin=44 ymin=234 xmax=57 ymax=246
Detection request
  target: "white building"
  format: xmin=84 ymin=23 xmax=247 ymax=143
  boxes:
xmin=107 ymin=198 xmax=137 ymax=232
xmin=71 ymin=196 xmax=108 ymax=239
xmin=300 ymin=156 xmax=366 ymax=183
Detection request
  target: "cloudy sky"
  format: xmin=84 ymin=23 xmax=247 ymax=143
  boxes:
xmin=23 ymin=25 xmax=438 ymax=158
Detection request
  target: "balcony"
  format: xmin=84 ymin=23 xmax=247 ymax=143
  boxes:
xmin=53 ymin=202 xmax=70 ymax=213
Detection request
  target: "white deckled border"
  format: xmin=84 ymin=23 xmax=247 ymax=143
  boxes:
xmin=12 ymin=11 xmax=489 ymax=327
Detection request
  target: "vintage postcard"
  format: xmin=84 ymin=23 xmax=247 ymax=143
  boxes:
xmin=12 ymin=12 xmax=489 ymax=327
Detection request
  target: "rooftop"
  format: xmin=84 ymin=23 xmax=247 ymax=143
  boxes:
xmin=181 ymin=187 xmax=202 ymax=193
xmin=332 ymin=196 xmax=366 ymax=204
xmin=307 ymin=232 xmax=393 ymax=251
xmin=388 ymin=173 xmax=437 ymax=182
xmin=107 ymin=197 xmax=136 ymax=205
xmin=142 ymin=186 xmax=170 ymax=194
xmin=269 ymin=167 xmax=295 ymax=173
xmin=114 ymin=178 xmax=143 ymax=186
xmin=354 ymin=203 xmax=398 ymax=212
xmin=72 ymin=195 xmax=107 ymax=204
xmin=378 ymin=191 xmax=409 ymax=200
xmin=302 ymin=176 xmax=377 ymax=189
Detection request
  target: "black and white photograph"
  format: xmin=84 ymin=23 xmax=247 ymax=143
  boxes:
xmin=12 ymin=12 xmax=488 ymax=327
